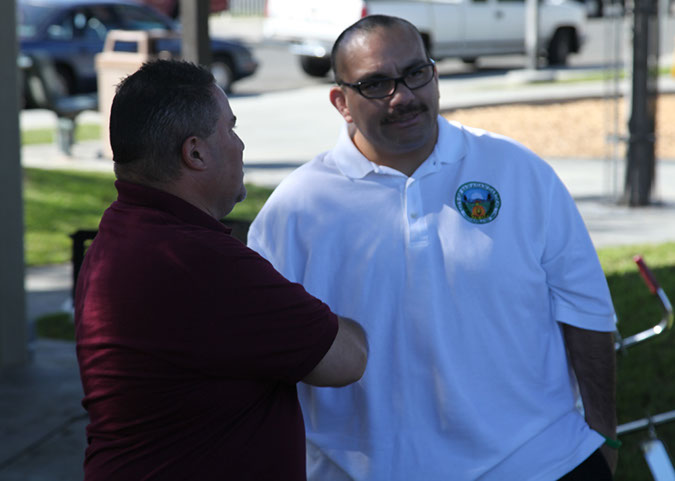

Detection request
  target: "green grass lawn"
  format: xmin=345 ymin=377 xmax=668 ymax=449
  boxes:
xmin=23 ymin=167 xmax=273 ymax=266
xmin=25 ymin=167 xmax=675 ymax=479
xmin=599 ymin=245 xmax=675 ymax=480
xmin=21 ymin=123 xmax=100 ymax=146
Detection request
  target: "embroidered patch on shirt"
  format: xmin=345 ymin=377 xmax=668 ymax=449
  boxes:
xmin=455 ymin=182 xmax=501 ymax=224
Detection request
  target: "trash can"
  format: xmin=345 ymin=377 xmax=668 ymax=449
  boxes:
xmin=95 ymin=30 xmax=170 ymax=158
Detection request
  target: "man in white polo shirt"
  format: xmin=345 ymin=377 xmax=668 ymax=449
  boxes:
xmin=247 ymin=14 xmax=618 ymax=481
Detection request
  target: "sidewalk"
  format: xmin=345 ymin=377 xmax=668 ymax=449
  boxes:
xmin=6 ymin=66 xmax=675 ymax=480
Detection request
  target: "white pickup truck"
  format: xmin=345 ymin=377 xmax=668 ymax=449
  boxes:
xmin=263 ymin=0 xmax=587 ymax=77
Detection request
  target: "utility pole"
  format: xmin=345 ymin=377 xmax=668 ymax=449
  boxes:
xmin=180 ymin=0 xmax=212 ymax=66
xmin=623 ymin=0 xmax=659 ymax=206
xmin=525 ymin=0 xmax=540 ymax=70
xmin=0 ymin=0 xmax=28 ymax=367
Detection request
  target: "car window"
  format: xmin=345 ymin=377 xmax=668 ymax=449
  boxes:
xmin=74 ymin=8 xmax=114 ymax=41
xmin=41 ymin=7 xmax=113 ymax=42
xmin=112 ymin=5 xmax=174 ymax=30
xmin=45 ymin=11 xmax=75 ymax=41
xmin=17 ymin=4 xmax=51 ymax=39
xmin=84 ymin=6 xmax=125 ymax=38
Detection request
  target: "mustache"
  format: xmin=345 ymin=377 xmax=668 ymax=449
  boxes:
xmin=381 ymin=103 xmax=429 ymax=125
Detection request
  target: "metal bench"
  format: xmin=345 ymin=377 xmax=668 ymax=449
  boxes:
xmin=23 ymin=53 xmax=98 ymax=156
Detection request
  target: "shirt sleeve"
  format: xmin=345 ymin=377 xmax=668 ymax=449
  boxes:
xmin=541 ymin=173 xmax=616 ymax=332
xmin=229 ymin=245 xmax=340 ymax=384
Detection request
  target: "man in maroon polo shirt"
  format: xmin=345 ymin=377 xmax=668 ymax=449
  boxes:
xmin=74 ymin=59 xmax=368 ymax=481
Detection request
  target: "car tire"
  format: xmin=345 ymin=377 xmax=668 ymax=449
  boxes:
xmin=212 ymin=59 xmax=234 ymax=93
xmin=299 ymin=56 xmax=331 ymax=77
xmin=547 ymin=28 xmax=573 ymax=66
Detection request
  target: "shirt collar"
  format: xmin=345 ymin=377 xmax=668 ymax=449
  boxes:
xmin=434 ymin=117 xmax=466 ymax=166
xmin=330 ymin=116 xmax=466 ymax=180
xmin=330 ymin=123 xmax=376 ymax=179
xmin=114 ymin=180 xmax=231 ymax=234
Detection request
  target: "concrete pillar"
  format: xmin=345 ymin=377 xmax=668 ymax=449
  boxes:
xmin=0 ymin=0 xmax=29 ymax=367
xmin=525 ymin=0 xmax=540 ymax=70
xmin=180 ymin=0 xmax=212 ymax=66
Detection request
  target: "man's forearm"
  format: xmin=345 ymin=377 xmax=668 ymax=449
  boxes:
xmin=562 ymin=324 xmax=617 ymax=434
xmin=302 ymin=316 xmax=368 ymax=387
xmin=562 ymin=324 xmax=618 ymax=470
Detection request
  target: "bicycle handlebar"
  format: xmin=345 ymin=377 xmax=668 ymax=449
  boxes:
xmin=635 ymin=255 xmax=660 ymax=294
xmin=614 ymin=256 xmax=674 ymax=352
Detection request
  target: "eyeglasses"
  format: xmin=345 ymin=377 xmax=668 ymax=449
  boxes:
xmin=337 ymin=61 xmax=436 ymax=99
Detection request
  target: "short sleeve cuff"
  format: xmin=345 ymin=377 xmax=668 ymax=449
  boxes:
xmin=554 ymin=304 xmax=617 ymax=332
xmin=293 ymin=312 xmax=340 ymax=383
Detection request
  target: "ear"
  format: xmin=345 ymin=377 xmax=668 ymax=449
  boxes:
xmin=329 ymin=86 xmax=353 ymax=123
xmin=181 ymin=136 xmax=208 ymax=172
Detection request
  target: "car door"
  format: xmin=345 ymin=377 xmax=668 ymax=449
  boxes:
xmin=428 ymin=0 xmax=466 ymax=58
xmin=463 ymin=0 xmax=525 ymax=55
xmin=41 ymin=6 xmax=116 ymax=92
xmin=491 ymin=0 xmax=526 ymax=52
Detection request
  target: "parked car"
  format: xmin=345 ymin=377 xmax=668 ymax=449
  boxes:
xmin=18 ymin=0 xmax=258 ymax=106
xmin=138 ymin=0 xmax=229 ymax=18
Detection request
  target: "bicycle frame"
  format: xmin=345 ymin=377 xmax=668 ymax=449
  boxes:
xmin=617 ymin=411 xmax=675 ymax=481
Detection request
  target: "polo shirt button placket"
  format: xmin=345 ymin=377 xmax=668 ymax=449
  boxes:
xmin=405 ymin=177 xmax=429 ymax=245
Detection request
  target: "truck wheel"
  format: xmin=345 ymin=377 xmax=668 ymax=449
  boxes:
xmin=547 ymin=29 xmax=573 ymax=66
xmin=299 ymin=56 xmax=331 ymax=77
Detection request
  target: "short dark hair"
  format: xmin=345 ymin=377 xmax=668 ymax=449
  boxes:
xmin=110 ymin=59 xmax=220 ymax=184
xmin=330 ymin=15 xmax=426 ymax=83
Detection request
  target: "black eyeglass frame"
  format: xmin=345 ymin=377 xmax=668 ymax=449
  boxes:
xmin=337 ymin=60 xmax=437 ymax=99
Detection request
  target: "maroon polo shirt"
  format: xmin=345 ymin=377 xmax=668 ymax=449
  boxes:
xmin=74 ymin=180 xmax=338 ymax=481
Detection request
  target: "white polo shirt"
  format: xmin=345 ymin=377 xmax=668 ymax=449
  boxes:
xmin=248 ymin=117 xmax=616 ymax=481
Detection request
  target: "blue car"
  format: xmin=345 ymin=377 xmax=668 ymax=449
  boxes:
xmin=19 ymin=0 xmax=259 ymax=105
